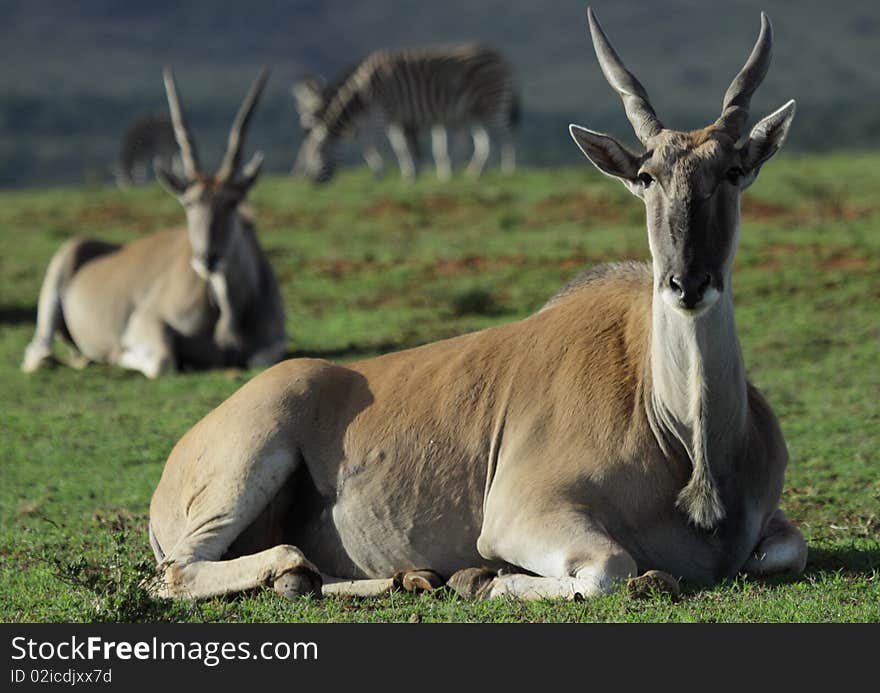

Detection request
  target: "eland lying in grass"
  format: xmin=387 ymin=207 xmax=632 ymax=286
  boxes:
xmin=148 ymin=9 xmax=806 ymax=600
xmin=22 ymin=68 xmax=286 ymax=378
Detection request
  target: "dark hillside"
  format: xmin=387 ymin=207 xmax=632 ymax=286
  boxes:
xmin=1 ymin=0 xmax=878 ymax=187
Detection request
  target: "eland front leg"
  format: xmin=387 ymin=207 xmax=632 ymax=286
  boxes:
xmin=115 ymin=310 xmax=175 ymax=378
xmin=473 ymin=505 xmax=640 ymax=600
xmin=468 ymin=465 xmax=675 ymax=601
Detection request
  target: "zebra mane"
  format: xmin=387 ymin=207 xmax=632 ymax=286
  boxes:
xmin=316 ymin=56 xmax=376 ymax=137
xmin=316 ymin=61 xmax=361 ymax=114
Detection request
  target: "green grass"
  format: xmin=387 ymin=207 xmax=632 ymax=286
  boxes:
xmin=1 ymin=157 xmax=878 ymax=622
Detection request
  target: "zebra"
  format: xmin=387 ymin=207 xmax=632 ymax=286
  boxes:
xmin=291 ymin=69 xmax=414 ymax=177
xmin=113 ymin=112 xmax=180 ymax=188
xmin=293 ymin=44 xmax=519 ymax=183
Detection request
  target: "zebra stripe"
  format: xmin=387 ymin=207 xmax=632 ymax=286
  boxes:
xmin=294 ymin=44 xmax=519 ymax=183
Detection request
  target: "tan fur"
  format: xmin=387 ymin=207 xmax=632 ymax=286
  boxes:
xmin=148 ymin=265 xmax=804 ymax=600
xmin=23 ymin=70 xmax=285 ymax=378
xmin=147 ymin=11 xmax=806 ymax=601
xmin=22 ymin=212 xmax=285 ymax=378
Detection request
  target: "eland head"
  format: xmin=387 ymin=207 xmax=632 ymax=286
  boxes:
xmin=154 ymin=67 xmax=269 ymax=277
xmin=571 ymin=9 xmax=795 ymax=317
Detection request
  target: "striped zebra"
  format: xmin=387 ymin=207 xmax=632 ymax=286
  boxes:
xmin=293 ymin=44 xmax=519 ymax=183
xmin=114 ymin=113 xmax=180 ymax=188
xmin=291 ymin=69 xmax=412 ymax=177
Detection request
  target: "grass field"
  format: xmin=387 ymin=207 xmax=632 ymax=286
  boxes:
xmin=1 ymin=157 xmax=878 ymax=622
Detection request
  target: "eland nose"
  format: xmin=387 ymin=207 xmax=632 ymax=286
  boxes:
xmin=669 ymin=273 xmax=711 ymax=309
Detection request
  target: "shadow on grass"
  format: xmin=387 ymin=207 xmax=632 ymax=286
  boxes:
xmin=666 ymin=540 xmax=880 ymax=598
xmin=35 ymin=513 xmax=233 ymax=623
xmin=0 ymin=304 xmax=35 ymax=325
xmin=805 ymin=541 xmax=880 ymax=576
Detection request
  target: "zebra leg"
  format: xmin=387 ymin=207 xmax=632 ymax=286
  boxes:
xmin=113 ymin=163 xmax=131 ymax=190
xmin=387 ymin=123 xmax=417 ymax=181
xmin=466 ymin=124 xmax=491 ymax=177
xmin=501 ymin=130 xmax=516 ymax=174
xmin=133 ymin=161 xmax=148 ymax=185
xmin=431 ymin=125 xmax=452 ymax=181
xmin=362 ymin=145 xmax=384 ymax=178
xmin=405 ymin=125 xmax=421 ymax=169
xmin=360 ymin=128 xmax=385 ymax=178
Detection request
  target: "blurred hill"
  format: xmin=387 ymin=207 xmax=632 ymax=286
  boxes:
xmin=1 ymin=0 xmax=878 ymax=188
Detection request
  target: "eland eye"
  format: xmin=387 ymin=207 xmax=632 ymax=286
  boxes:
xmin=726 ymin=167 xmax=744 ymax=184
xmin=638 ymin=172 xmax=654 ymax=187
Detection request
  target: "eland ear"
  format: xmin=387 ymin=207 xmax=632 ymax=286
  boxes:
xmin=570 ymin=124 xmax=643 ymax=196
xmin=234 ymin=151 xmax=264 ymax=193
xmin=740 ymin=100 xmax=795 ymax=184
xmin=154 ymin=157 xmax=188 ymax=196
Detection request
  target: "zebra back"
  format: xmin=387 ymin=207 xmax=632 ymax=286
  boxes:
xmin=318 ymin=44 xmax=518 ymax=138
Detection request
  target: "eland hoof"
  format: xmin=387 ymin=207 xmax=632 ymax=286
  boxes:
xmin=21 ymin=347 xmax=57 ymax=373
xmin=447 ymin=567 xmax=497 ymax=599
xmin=274 ymin=568 xmax=323 ymax=599
xmin=626 ymin=570 xmax=681 ymax=600
xmin=394 ymin=569 xmax=444 ymax=594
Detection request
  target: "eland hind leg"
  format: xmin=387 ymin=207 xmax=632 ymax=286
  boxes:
xmin=148 ymin=359 xmax=368 ymax=600
xmin=22 ymin=237 xmax=118 ymax=372
xmin=149 ymin=431 xmax=322 ymax=600
xmin=148 ymin=359 xmax=449 ymax=601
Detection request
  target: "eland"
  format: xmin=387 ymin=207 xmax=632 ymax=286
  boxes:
xmin=148 ymin=9 xmax=806 ymax=600
xmin=22 ymin=68 xmax=286 ymax=378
